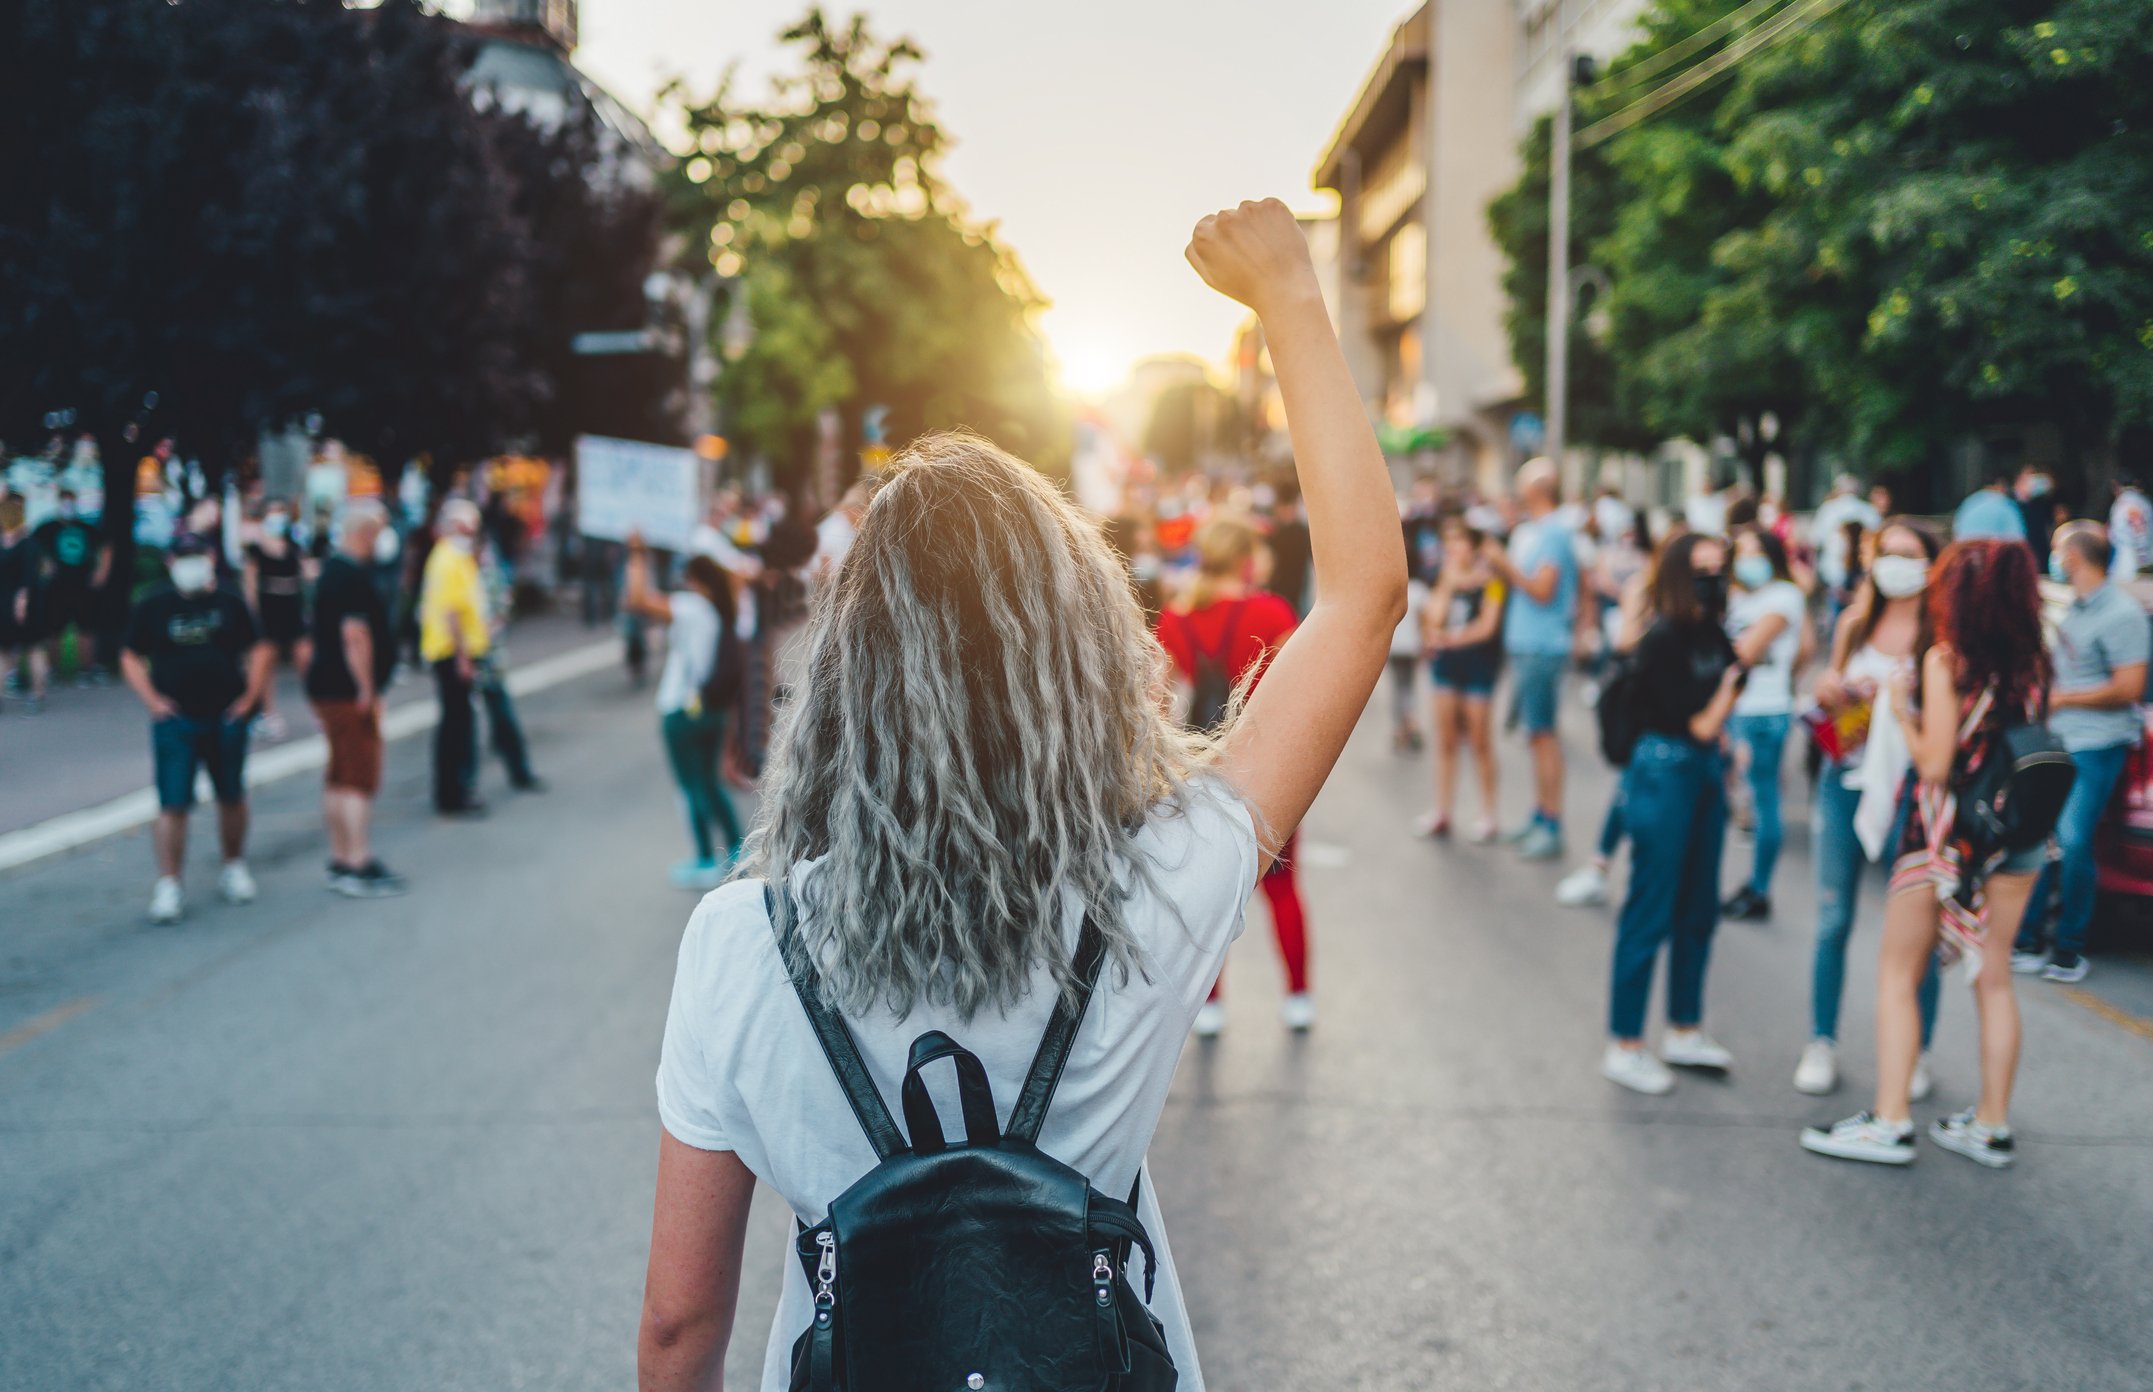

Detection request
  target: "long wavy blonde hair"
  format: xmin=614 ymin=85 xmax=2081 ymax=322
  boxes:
xmin=739 ymin=432 xmax=1217 ymax=1019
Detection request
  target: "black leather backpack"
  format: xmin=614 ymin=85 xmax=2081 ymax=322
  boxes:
xmin=767 ymin=886 xmax=1177 ymax=1392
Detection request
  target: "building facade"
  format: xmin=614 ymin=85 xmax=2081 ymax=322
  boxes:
xmin=1314 ymin=0 xmax=1649 ymax=491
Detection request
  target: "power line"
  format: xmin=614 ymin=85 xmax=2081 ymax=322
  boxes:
xmin=1577 ymin=0 xmax=1855 ymax=148
xmin=1586 ymin=0 xmax=1796 ymax=98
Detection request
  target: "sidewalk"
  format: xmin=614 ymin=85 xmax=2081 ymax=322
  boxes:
xmin=0 ymin=609 xmax=628 ymax=840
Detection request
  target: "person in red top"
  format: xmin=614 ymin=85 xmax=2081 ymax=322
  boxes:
xmin=1157 ymin=515 xmax=1310 ymax=1036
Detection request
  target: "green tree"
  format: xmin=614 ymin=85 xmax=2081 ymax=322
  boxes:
xmin=669 ymin=8 xmax=1069 ymax=488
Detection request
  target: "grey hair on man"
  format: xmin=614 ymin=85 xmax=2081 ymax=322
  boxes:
xmin=739 ymin=432 xmax=1219 ymax=1020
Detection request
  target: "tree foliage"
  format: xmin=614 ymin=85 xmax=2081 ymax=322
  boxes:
xmin=670 ymin=8 xmax=1069 ymax=486
xmin=0 ymin=0 xmax=669 ymax=483
xmin=1490 ymin=0 xmax=2153 ymax=491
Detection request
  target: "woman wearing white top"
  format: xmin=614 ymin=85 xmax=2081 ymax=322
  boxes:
xmin=1721 ymin=526 xmax=1808 ymax=922
xmin=625 ymin=542 xmax=746 ymax=891
xmin=637 ymin=200 xmax=1407 ymax=1390
xmin=1794 ymin=520 xmax=1943 ymax=1097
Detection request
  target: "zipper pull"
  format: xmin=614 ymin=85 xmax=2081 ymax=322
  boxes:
xmin=1091 ymin=1249 xmax=1113 ymax=1307
xmin=814 ymin=1231 xmax=837 ymax=1323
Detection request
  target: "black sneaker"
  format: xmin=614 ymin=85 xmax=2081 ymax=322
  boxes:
xmin=1722 ymin=887 xmax=1772 ymax=922
xmin=351 ymin=860 xmax=408 ymax=897
xmin=327 ymin=862 xmax=367 ymax=897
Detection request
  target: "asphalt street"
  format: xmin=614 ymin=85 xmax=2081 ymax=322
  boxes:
xmin=3 ymin=663 xmax=2150 ymax=1390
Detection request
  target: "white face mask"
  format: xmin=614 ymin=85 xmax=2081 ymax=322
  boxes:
xmin=169 ymin=556 xmax=215 ymax=594
xmin=374 ymin=527 xmax=402 ymax=565
xmin=1872 ymin=554 xmax=1929 ymax=599
xmin=263 ymin=513 xmax=290 ymax=540
xmin=447 ymin=533 xmax=475 ymax=555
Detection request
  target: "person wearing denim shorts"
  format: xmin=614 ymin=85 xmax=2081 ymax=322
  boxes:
xmin=120 ymin=536 xmax=271 ymax=924
xmin=1483 ymin=461 xmax=1578 ymax=861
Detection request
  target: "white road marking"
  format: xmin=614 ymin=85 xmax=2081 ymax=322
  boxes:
xmin=0 ymin=639 xmax=621 ymax=876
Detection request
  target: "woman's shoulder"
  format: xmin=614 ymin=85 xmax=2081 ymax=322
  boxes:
xmin=1133 ymin=780 xmax=1257 ymax=891
xmin=674 ymin=879 xmax=784 ymax=992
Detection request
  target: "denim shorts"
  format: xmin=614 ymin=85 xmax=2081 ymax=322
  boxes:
xmin=1432 ymin=651 xmax=1499 ymax=698
xmin=152 ymin=714 xmax=251 ymax=810
xmin=1509 ymin=651 xmax=1567 ymax=735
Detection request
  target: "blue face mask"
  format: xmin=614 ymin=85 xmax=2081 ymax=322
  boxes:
xmin=2048 ymin=554 xmax=2067 ymax=584
xmin=1734 ymin=555 xmax=1774 ymax=590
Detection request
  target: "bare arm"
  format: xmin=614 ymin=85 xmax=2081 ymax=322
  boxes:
xmin=2053 ymin=661 xmax=2147 ymax=711
xmin=342 ymin=617 xmax=377 ymax=708
xmin=624 ymin=536 xmax=675 ymax=625
xmin=1898 ymin=646 xmax=1963 ymax=784
xmin=1187 ymin=200 xmax=1408 ymax=873
xmin=120 ymin=649 xmax=175 ymax=719
xmin=1485 ymin=542 xmax=1561 ymax=606
xmin=1689 ymin=666 xmax=1744 ymax=744
xmin=1732 ymin=611 xmax=1789 ymax=668
xmin=638 ymin=1133 xmax=755 ymax=1392
xmin=234 ymin=642 xmax=274 ymax=717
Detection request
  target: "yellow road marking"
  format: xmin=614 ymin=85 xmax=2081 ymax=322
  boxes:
xmin=2058 ymin=986 xmax=2153 ymax=1045
xmin=0 ymin=996 xmax=101 ymax=1056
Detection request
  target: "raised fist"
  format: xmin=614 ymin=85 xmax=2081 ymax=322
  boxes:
xmin=1185 ymin=198 xmax=1320 ymax=316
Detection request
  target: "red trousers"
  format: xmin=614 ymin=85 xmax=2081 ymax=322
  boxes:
xmin=1210 ymin=833 xmax=1310 ymax=998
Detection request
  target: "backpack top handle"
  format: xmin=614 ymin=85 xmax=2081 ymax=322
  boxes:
xmin=898 ymin=1031 xmax=1002 ymax=1152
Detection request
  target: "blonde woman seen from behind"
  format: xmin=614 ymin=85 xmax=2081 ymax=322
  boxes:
xmin=637 ymin=199 xmax=1406 ymax=1391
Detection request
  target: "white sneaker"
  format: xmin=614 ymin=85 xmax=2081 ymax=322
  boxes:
xmin=1468 ymin=816 xmax=1499 ymax=844
xmin=1800 ymin=1110 xmax=1916 ymax=1165
xmin=148 ymin=876 xmax=184 ymax=924
xmin=1794 ymin=1039 xmax=1839 ymax=1095
xmin=1929 ymin=1107 xmax=2016 ymax=1168
xmin=1661 ymin=1028 xmax=1734 ymax=1071
xmin=2008 ymin=949 xmax=2049 ymax=975
xmin=1192 ymin=1002 xmax=1226 ymax=1038
xmin=1909 ymin=1052 xmax=1935 ymax=1103
xmin=219 ymin=861 xmax=257 ymax=905
xmin=1280 ymin=992 xmax=1315 ymax=1032
xmin=1602 ymin=1043 xmax=1675 ymax=1095
xmin=1554 ymin=863 xmax=1610 ymax=907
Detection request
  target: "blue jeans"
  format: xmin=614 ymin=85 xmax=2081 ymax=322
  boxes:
xmin=1728 ymin=712 xmax=1791 ymax=895
xmin=151 ymin=713 xmax=251 ymax=811
xmin=1596 ymin=787 xmax=1626 ymax=859
xmin=1811 ymin=772 xmax=1938 ymax=1045
xmin=661 ymin=707 xmax=743 ymax=862
xmin=1608 ymin=734 xmax=1726 ymax=1038
xmin=2018 ymin=741 xmax=2132 ymax=958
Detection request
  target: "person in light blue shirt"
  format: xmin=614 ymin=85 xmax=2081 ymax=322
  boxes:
xmin=1482 ymin=458 xmax=1579 ymax=861
xmin=1952 ymin=472 xmax=2029 ymax=542
xmin=2012 ymin=522 xmax=2150 ymax=983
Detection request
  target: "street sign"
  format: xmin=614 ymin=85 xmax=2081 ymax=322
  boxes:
xmin=571 ymin=329 xmax=657 ymax=356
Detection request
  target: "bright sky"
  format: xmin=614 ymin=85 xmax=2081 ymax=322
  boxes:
xmin=569 ymin=0 xmax=1419 ymax=394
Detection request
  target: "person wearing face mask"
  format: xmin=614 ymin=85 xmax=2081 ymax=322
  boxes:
xmin=32 ymin=487 xmax=112 ymax=686
xmin=1721 ymin=527 xmax=1809 ymax=922
xmin=1599 ymin=532 xmax=1745 ymax=1095
xmin=1796 ymin=520 xmax=1944 ymax=1097
xmin=120 ymin=534 xmax=272 ymax=924
xmin=242 ymin=501 xmax=309 ymax=740
xmin=2010 ymin=522 xmax=2150 ymax=984
xmin=418 ymin=498 xmax=491 ymax=817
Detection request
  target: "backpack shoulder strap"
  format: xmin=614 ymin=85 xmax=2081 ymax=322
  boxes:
xmin=1003 ymin=915 xmax=1108 ymax=1144
xmin=764 ymin=881 xmax=907 ymax=1160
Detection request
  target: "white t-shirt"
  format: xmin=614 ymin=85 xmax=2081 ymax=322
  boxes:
xmin=655 ymin=589 xmax=719 ymax=715
xmin=1728 ymin=579 xmax=1805 ymax=715
xmin=1812 ymin=494 xmax=1882 ymax=590
xmin=655 ymin=782 xmax=1258 ymax=1392
xmin=1391 ymin=578 xmax=1430 ymax=658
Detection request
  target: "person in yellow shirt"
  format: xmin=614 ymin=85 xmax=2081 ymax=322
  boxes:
xmin=420 ymin=499 xmax=491 ymax=816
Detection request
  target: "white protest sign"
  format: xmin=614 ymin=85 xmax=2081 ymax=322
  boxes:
xmin=575 ymin=435 xmax=702 ymax=553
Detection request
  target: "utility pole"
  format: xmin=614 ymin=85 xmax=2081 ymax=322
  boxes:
xmin=1542 ymin=50 xmax=1578 ymax=473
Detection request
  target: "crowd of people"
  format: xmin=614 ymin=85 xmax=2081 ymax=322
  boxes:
xmin=1083 ymin=438 xmax=2152 ymax=1176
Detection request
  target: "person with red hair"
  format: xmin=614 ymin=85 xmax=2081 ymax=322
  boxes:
xmin=1803 ymin=539 xmax=2050 ymax=1169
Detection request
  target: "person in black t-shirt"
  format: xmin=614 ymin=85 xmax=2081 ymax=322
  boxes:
xmin=304 ymin=498 xmax=405 ymax=898
xmin=120 ymin=534 xmax=272 ymax=924
xmin=1600 ymin=532 xmax=1746 ymax=1098
xmin=242 ymin=499 xmax=309 ymax=737
xmin=32 ymin=488 xmax=112 ymax=684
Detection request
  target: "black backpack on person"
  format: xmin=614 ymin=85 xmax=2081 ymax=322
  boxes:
xmin=767 ymin=885 xmax=1176 ymax=1392
xmin=1594 ymin=649 xmax=1644 ymax=767
xmin=1955 ymin=702 xmax=2076 ymax=862
xmin=1182 ymin=601 xmax=1245 ymax=733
